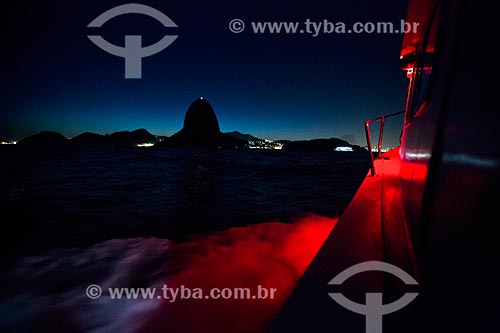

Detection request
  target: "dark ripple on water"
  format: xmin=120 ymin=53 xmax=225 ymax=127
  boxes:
xmin=0 ymin=147 xmax=370 ymax=258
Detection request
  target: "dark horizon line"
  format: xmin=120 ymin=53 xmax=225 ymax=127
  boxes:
xmin=4 ymin=128 xmax=364 ymax=146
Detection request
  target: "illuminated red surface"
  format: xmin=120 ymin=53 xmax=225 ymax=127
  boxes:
xmin=401 ymin=0 xmax=436 ymax=58
xmin=142 ymin=215 xmax=337 ymax=333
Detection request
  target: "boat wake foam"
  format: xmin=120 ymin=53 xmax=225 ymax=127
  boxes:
xmin=0 ymin=215 xmax=336 ymax=333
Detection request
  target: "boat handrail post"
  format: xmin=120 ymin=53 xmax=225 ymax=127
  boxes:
xmin=364 ymin=110 xmax=405 ymax=176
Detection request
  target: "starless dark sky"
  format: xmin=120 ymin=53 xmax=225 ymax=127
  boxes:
xmin=1 ymin=0 xmax=409 ymax=145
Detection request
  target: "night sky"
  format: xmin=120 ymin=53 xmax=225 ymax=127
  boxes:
xmin=2 ymin=0 xmax=409 ymax=146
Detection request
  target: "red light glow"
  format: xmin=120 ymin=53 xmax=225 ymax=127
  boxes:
xmin=142 ymin=215 xmax=337 ymax=333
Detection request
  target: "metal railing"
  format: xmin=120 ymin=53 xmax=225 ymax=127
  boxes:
xmin=365 ymin=110 xmax=405 ymax=176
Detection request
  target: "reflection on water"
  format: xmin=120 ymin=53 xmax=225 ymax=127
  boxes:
xmin=0 ymin=215 xmax=336 ymax=333
xmin=0 ymin=147 xmax=369 ymax=332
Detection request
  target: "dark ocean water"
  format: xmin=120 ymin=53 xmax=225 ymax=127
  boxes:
xmin=0 ymin=146 xmax=370 ymax=333
xmin=0 ymin=147 xmax=370 ymax=259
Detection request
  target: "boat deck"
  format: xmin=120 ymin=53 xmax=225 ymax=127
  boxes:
xmin=271 ymin=148 xmax=419 ymax=333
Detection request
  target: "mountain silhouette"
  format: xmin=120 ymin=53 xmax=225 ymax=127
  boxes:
xmin=158 ymin=98 xmax=247 ymax=148
xmin=70 ymin=132 xmax=107 ymax=146
xmin=277 ymin=138 xmax=366 ymax=151
xmin=225 ymin=131 xmax=262 ymax=142
xmin=15 ymin=99 xmax=364 ymax=151
xmin=17 ymin=131 xmax=67 ymax=146
xmin=106 ymin=129 xmax=157 ymax=147
xmin=18 ymin=129 xmax=157 ymax=147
